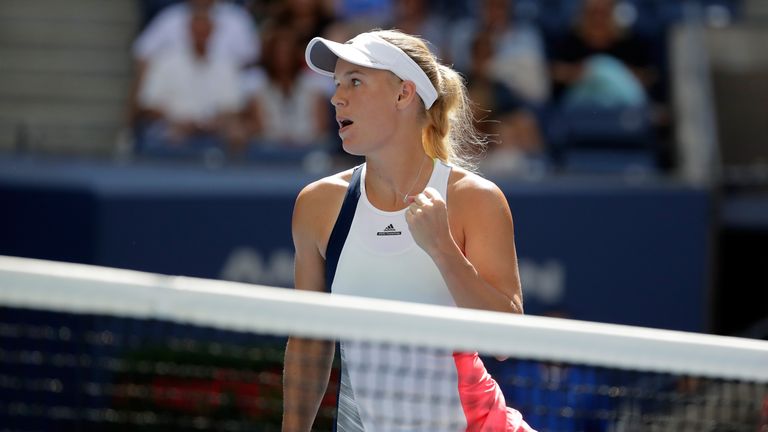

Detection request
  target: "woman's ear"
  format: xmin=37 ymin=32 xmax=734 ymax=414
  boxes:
xmin=395 ymin=80 xmax=418 ymax=109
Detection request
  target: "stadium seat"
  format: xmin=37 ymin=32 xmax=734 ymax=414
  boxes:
xmin=546 ymin=105 xmax=658 ymax=174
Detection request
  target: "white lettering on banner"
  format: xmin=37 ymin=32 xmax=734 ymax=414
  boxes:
xmin=220 ymin=247 xmax=295 ymax=286
xmin=220 ymin=248 xmax=563 ymax=303
xmin=518 ymin=259 xmax=566 ymax=305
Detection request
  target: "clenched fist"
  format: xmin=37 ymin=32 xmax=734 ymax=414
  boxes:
xmin=405 ymin=187 xmax=454 ymax=257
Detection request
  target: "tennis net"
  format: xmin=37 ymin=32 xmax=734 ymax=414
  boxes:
xmin=1 ymin=255 xmax=767 ymax=431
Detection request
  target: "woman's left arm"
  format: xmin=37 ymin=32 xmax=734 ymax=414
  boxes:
xmin=406 ymin=180 xmax=523 ymax=314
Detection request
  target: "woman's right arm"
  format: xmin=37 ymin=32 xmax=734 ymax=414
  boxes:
xmin=282 ymin=181 xmax=339 ymax=432
xmin=282 ymin=337 xmax=334 ymax=432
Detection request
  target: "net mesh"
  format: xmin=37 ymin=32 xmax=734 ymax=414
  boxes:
xmin=1 ymin=256 xmax=767 ymax=432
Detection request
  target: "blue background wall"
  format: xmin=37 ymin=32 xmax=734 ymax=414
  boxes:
xmin=0 ymin=157 xmax=712 ymax=332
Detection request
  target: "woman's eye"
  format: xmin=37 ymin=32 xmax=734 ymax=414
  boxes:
xmin=352 ymin=79 xmax=361 ymax=87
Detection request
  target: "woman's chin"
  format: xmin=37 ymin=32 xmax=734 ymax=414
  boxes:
xmin=341 ymin=141 xmax=365 ymax=157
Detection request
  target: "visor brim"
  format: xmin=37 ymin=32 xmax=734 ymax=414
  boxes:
xmin=306 ymin=37 xmax=384 ymax=77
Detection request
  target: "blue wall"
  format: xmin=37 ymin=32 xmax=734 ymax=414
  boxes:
xmin=0 ymin=157 xmax=712 ymax=332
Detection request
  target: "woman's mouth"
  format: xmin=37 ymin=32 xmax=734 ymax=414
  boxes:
xmin=338 ymin=118 xmax=354 ymax=132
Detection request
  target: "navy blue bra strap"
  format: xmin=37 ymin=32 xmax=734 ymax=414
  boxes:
xmin=325 ymin=166 xmax=362 ymax=293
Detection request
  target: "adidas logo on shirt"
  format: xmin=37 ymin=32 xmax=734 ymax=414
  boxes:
xmin=376 ymin=223 xmax=402 ymax=236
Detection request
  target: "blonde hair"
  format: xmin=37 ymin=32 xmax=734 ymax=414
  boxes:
xmin=373 ymin=29 xmax=486 ymax=171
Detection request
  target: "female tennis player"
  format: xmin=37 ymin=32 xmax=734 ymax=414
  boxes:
xmin=282 ymin=29 xmax=534 ymax=432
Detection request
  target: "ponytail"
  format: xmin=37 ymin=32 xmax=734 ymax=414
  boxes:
xmin=375 ymin=30 xmax=487 ymax=171
xmin=422 ymin=64 xmax=486 ymax=171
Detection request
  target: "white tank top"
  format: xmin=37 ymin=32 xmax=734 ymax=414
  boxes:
xmin=325 ymin=160 xmax=533 ymax=432
xmin=332 ymin=159 xmax=454 ymax=305
xmin=331 ymin=160 xmax=467 ymax=432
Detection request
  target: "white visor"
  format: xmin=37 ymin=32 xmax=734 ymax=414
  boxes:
xmin=305 ymin=33 xmax=438 ymax=109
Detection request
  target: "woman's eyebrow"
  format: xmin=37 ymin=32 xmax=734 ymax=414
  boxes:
xmin=333 ymin=69 xmax=367 ymax=80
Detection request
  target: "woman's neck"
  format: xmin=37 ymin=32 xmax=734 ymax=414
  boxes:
xmin=365 ymin=148 xmax=433 ymax=211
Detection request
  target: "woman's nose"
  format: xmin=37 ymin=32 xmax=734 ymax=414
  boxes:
xmin=331 ymin=88 xmax=346 ymax=107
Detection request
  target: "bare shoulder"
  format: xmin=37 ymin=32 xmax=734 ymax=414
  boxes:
xmin=295 ymin=168 xmax=354 ymax=210
xmin=292 ymin=168 xmax=356 ymax=255
xmin=446 ymin=167 xmax=514 ymax=246
xmin=447 ymin=166 xmax=510 ymax=211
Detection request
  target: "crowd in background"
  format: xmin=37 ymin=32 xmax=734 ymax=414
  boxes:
xmin=127 ymin=0 xmax=707 ymax=176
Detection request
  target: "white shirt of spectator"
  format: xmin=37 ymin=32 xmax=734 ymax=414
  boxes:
xmin=133 ymin=1 xmax=259 ymax=66
xmin=242 ymin=68 xmax=329 ymax=146
xmin=139 ymin=49 xmax=244 ymax=124
xmin=449 ymin=21 xmax=550 ymax=104
xmin=489 ymin=26 xmax=551 ymax=104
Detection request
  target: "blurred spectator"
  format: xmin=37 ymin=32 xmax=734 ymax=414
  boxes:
xmin=333 ymin=0 xmax=392 ymax=28
xmin=137 ymin=12 xmax=246 ymax=156
xmin=548 ymin=0 xmax=657 ymax=108
xmin=262 ymin=0 xmax=335 ymax=47
xmin=133 ymin=0 xmax=259 ymax=67
xmin=448 ymin=0 xmax=550 ymax=105
xmin=485 ymin=110 xmax=547 ymax=177
xmin=240 ymin=25 xmax=332 ymax=149
xmin=545 ymin=0 xmax=671 ymax=174
xmin=386 ymin=0 xmax=448 ymax=58
xmin=466 ymin=31 xmax=546 ymax=177
xmin=128 ymin=0 xmax=258 ymax=132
